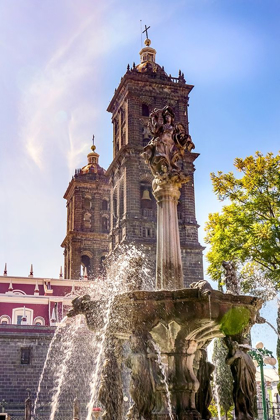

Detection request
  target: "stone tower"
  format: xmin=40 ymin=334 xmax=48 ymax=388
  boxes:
xmin=107 ymin=38 xmax=204 ymax=286
xmin=61 ymin=138 xmax=110 ymax=279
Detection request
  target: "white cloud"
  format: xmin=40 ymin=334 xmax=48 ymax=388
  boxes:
xmin=18 ymin=1 xmax=136 ymax=174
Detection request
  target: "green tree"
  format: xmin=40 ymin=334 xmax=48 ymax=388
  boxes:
xmin=205 ymin=151 xmax=280 ymax=290
xmin=205 ymin=151 xmax=280 ymax=395
xmin=212 ymin=339 xmax=233 ymax=420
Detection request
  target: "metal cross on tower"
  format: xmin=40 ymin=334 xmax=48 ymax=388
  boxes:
xmin=142 ymin=24 xmax=150 ymax=39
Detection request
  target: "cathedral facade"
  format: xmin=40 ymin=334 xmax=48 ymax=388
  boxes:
xmin=61 ymin=38 xmax=204 ymax=287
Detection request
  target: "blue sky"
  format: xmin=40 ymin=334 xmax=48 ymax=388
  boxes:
xmin=1 ymin=0 xmax=279 ymax=348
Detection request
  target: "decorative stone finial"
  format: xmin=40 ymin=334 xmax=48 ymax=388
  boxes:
xmin=59 ymin=266 xmax=63 ymax=278
xmin=222 ymin=260 xmax=240 ymax=295
xmin=50 ymin=303 xmax=57 ymax=325
xmin=28 ymin=264 xmax=33 ymax=278
xmin=34 ymin=278 xmax=39 ymax=295
xmin=71 ymin=282 xmax=75 ymax=295
xmin=3 ymin=263 xmax=7 ymax=276
xmin=8 ymin=279 xmax=13 ymax=292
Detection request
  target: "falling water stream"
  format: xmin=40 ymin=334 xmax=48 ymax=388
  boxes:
xmin=265 ymin=320 xmax=280 ymax=339
xmin=85 ymin=295 xmax=114 ymax=420
xmin=33 ymin=316 xmax=67 ymax=416
xmin=49 ymin=318 xmax=83 ymax=420
xmin=152 ymin=342 xmax=174 ymax=420
xmin=85 ymin=246 xmax=151 ymax=420
xmin=213 ymin=369 xmax=222 ymax=420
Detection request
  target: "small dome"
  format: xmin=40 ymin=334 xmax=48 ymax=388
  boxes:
xmin=135 ymin=61 xmax=166 ymax=75
xmin=135 ymin=38 xmax=168 ymax=77
xmin=80 ymin=136 xmax=105 ymax=175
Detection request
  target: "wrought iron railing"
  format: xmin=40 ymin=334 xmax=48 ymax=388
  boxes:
xmin=257 ymin=401 xmax=280 ymax=419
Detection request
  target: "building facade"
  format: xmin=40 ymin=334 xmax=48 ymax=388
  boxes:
xmin=0 ymin=268 xmax=87 ymax=416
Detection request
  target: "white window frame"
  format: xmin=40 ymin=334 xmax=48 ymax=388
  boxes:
xmin=12 ymin=307 xmax=34 ymax=325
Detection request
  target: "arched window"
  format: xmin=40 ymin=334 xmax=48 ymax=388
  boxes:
xmin=140 ymin=185 xmax=153 ymax=209
xmin=102 ymin=199 xmax=108 ymax=211
xmin=81 ymin=255 xmax=91 ymax=277
xmin=84 ymin=198 xmax=91 ymax=210
xmin=0 ymin=315 xmax=11 ymax=325
xmin=34 ymin=316 xmax=45 ymax=326
xmin=142 ymin=104 xmax=149 ymax=117
xmin=12 ymin=289 xmax=26 ymax=296
xmin=102 ymin=216 xmax=109 ymax=232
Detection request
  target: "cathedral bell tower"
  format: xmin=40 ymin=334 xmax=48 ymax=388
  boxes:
xmin=61 ymin=137 xmax=110 ymax=279
xmin=107 ymin=36 xmax=204 ymax=286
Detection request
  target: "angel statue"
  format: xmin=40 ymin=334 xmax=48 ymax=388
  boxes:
xmin=142 ymin=106 xmax=194 ymax=179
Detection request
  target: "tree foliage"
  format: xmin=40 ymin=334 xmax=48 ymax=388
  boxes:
xmin=205 ymin=151 xmax=280 ymax=289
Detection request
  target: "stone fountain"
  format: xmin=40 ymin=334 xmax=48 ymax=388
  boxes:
xmin=69 ymin=106 xmax=262 ymax=420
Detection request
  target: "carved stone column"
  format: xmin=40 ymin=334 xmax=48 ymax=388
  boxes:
xmin=153 ymin=178 xmax=187 ymax=289
xmin=141 ymin=105 xmax=194 ymax=290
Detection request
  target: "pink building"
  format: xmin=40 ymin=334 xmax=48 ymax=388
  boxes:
xmin=0 ymin=265 xmax=85 ymax=327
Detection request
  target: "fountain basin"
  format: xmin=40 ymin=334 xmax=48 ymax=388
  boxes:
xmin=68 ymin=288 xmax=262 ymax=341
xmin=68 ymin=287 xmax=262 ymax=420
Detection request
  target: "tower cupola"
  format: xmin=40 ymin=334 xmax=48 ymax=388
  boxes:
xmin=81 ymin=135 xmax=100 ymax=174
xmin=135 ymin=36 xmax=167 ymax=76
xmin=139 ymin=38 xmax=156 ymax=64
